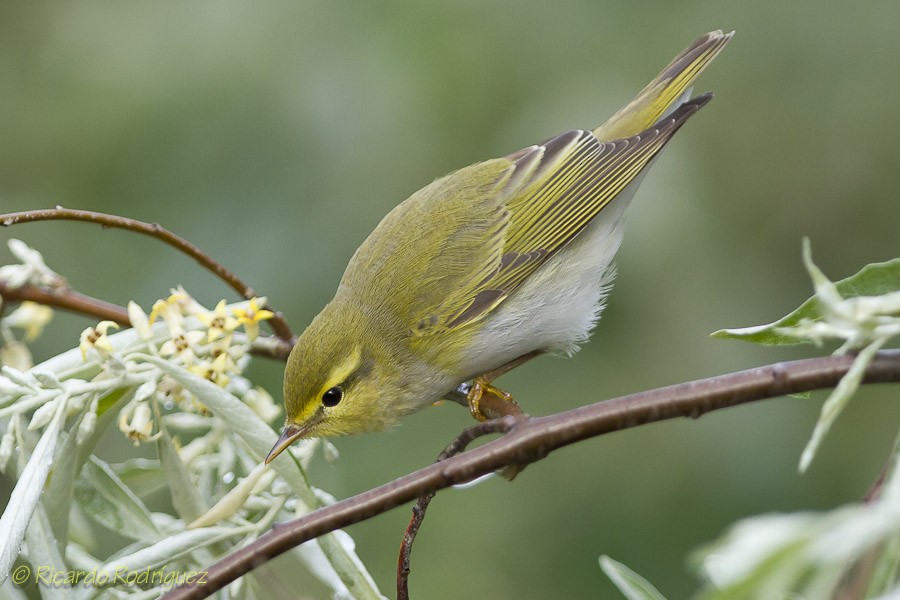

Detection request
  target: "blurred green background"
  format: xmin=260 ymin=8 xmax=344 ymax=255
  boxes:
xmin=1 ymin=1 xmax=899 ymax=598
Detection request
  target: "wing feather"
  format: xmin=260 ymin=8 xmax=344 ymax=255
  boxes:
xmin=422 ymin=94 xmax=712 ymax=333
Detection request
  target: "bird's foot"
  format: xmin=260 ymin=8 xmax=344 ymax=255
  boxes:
xmin=466 ymin=376 xmax=521 ymax=421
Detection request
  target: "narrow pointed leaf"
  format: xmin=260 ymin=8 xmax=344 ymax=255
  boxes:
xmin=74 ymin=455 xmax=160 ymax=541
xmin=799 ymin=338 xmax=885 ymax=472
xmin=156 ymin=421 xmax=206 ymax=523
xmin=93 ymin=526 xmax=247 ymax=585
xmin=111 ymin=458 xmax=168 ymax=497
xmin=713 ymin=258 xmax=900 ymax=345
xmin=600 ymin=556 xmax=668 ymax=600
xmin=0 ymin=396 xmax=66 ymax=585
xmin=47 ymin=386 xmax=135 ymax=545
xmin=23 ymin=507 xmax=74 ymax=600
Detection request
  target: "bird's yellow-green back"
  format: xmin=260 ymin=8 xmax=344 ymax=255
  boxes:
xmin=337 ymin=31 xmax=732 ymax=347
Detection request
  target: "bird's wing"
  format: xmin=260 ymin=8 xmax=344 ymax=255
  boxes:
xmin=413 ymin=93 xmax=712 ymax=335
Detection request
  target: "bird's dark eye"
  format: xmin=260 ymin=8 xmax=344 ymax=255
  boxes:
xmin=321 ymin=386 xmax=343 ymax=407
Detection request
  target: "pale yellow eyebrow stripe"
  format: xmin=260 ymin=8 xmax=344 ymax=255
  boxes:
xmin=315 ymin=345 xmax=362 ymax=400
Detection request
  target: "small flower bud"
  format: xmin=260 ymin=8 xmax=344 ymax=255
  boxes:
xmin=28 ymin=399 xmax=58 ymax=430
xmin=0 ymin=428 xmax=15 ymax=474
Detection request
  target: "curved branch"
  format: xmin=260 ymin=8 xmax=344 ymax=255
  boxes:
xmin=0 ymin=208 xmax=294 ymax=342
xmin=162 ymin=350 xmax=900 ymax=600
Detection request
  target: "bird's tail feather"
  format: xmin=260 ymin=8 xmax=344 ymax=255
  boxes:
xmin=594 ymin=30 xmax=733 ymax=141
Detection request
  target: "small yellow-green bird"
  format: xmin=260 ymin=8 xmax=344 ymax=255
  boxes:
xmin=266 ymin=30 xmax=732 ymax=463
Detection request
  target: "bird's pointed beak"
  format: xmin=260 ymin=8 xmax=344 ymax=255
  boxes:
xmin=265 ymin=424 xmax=306 ymax=465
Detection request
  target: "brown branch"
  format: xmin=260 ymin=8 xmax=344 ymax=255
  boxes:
xmin=0 ymin=280 xmax=293 ymax=361
xmin=162 ymin=349 xmax=900 ymax=600
xmin=0 ymin=208 xmax=294 ymax=342
xmin=0 ymin=279 xmax=130 ymax=325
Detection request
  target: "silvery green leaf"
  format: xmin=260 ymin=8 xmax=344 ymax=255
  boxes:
xmin=162 ymin=412 xmax=213 ymax=435
xmin=0 ymin=395 xmax=66 ymax=585
xmin=808 ymin=503 xmax=900 ymax=564
xmin=65 ymin=543 xmax=102 ymax=572
xmin=316 ymin=530 xmax=386 ymax=600
xmin=66 ymin=504 xmax=97 ymax=550
xmin=713 ymin=255 xmax=900 ymax=345
xmin=799 ymin=338 xmax=885 ymax=472
xmin=105 ymin=588 xmax=165 ymax=600
xmin=0 ymin=578 xmax=28 ymax=599
xmin=54 ymin=387 xmax=134 ymax=539
xmin=75 ymin=456 xmax=160 ymax=542
xmin=189 ymin=463 xmax=272 ymax=529
xmin=137 ymin=354 xmax=384 ymax=600
xmin=294 ymin=539 xmax=353 ymax=600
xmin=291 ymin=530 xmax=387 ymax=600
xmin=155 ymin=422 xmax=206 ymax=523
xmin=694 ymin=512 xmax=824 ymax=600
xmin=43 ymin=405 xmax=91 ymax=542
xmin=23 ymin=506 xmax=71 ymax=600
xmin=600 ymin=555 xmax=668 ymax=600
xmin=111 ymin=459 xmax=167 ymax=498
xmin=93 ymin=526 xmax=247 ymax=585
xmin=694 ymin=483 xmax=900 ymax=600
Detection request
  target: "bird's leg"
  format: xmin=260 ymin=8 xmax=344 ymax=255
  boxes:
xmin=449 ymin=350 xmax=544 ymax=421
xmin=466 ymin=377 xmax=516 ymax=421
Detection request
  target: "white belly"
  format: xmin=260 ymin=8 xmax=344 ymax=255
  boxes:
xmin=458 ymin=176 xmax=641 ymax=380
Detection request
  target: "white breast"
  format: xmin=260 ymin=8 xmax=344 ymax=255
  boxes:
xmin=457 ymin=174 xmax=643 ymax=380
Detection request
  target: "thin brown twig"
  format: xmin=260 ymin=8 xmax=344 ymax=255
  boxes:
xmin=0 ymin=280 xmax=293 ymax=361
xmin=0 ymin=279 xmax=130 ymax=325
xmin=397 ymin=418 xmax=518 ymax=600
xmin=162 ymin=350 xmax=900 ymax=600
xmin=0 ymin=208 xmax=294 ymax=342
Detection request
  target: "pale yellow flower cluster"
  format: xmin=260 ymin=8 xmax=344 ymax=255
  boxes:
xmin=78 ymin=287 xmax=276 ymax=446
